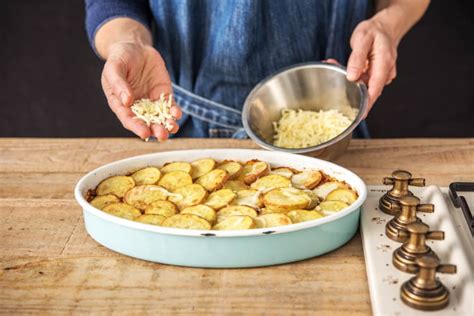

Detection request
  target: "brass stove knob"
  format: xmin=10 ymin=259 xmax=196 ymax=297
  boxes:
xmin=379 ymin=170 xmax=426 ymax=215
xmin=393 ymin=222 xmax=444 ymax=273
xmin=385 ymin=196 xmax=435 ymax=242
xmin=401 ymin=254 xmax=457 ymax=311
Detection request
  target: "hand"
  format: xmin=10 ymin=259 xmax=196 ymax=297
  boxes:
xmin=101 ymin=41 xmax=182 ymax=141
xmin=346 ymin=18 xmax=399 ymax=113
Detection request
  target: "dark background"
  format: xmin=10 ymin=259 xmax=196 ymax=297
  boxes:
xmin=1 ymin=1 xmax=473 ymax=138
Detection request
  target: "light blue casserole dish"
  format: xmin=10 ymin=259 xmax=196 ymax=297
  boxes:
xmin=74 ymin=149 xmax=367 ymax=268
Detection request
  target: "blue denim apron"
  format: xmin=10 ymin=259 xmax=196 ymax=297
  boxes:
xmin=150 ymin=0 xmax=371 ymax=139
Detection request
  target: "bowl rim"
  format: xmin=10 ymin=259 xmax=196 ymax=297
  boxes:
xmin=242 ymin=61 xmax=368 ymax=154
xmin=74 ymin=149 xmax=367 ymax=238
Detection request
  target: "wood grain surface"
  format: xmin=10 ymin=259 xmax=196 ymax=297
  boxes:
xmin=1 ymin=138 xmax=473 ymax=315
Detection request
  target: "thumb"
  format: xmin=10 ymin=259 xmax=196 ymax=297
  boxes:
xmin=102 ymin=58 xmax=133 ymax=106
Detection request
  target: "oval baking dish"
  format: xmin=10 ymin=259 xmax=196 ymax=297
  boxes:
xmin=74 ymin=149 xmax=367 ymax=268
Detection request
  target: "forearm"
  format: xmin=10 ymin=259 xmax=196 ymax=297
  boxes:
xmin=95 ymin=18 xmax=152 ymax=59
xmin=373 ymin=0 xmax=430 ymax=44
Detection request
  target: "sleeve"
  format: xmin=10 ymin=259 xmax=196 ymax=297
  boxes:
xmin=85 ymin=0 xmax=153 ymax=53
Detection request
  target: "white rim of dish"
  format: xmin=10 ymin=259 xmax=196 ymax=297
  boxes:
xmin=74 ymin=149 xmax=367 ymax=238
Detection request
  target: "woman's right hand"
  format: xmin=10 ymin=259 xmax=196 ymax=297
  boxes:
xmin=101 ymin=41 xmax=182 ymax=141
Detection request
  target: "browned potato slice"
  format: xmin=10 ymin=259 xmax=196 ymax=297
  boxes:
xmin=181 ymin=204 xmax=217 ymax=224
xmin=217 ymin=161 xmax=242 ymax=179
xmin=250 ymin=174 xmax=291 ymax=192
xmin=238 ymin=160 xmax=270 ymax=185
xmin=169 ymin=184 xmax=208 ymax=209
xmin=158 ymin=171 xmax=193 ymax=192
xmin=160 ymin=161 xmax=192 ymax=174
xmin=144 ymin=200 xmax=179 ymax=217
xmin=162 ymin=214 xmax=211 ymax=230
xmin=217 ymin=205 xmax=258 ymax=222
xmin=212 ymin=215 xmax=255 ymax=230
xmin=255 ymin=213 xmax=292 ymax=228
xmin=223 ymin=180 xmax=248 ymax=192
xmin=262 ymin=187 xmax=311 ymax=212
xmin=326 ymin=188 xmax=358 ymax=204
xmin=124 ymin=185 xmax=169 ymax=210
xmin=191 ymin=158 xmax=216 ymax=179
xmin=316 ymin=200 xmax=350 ymax=214
xmin=291 ymin=170 xmax=323 ymax=190
xmin=90 ymin=194 xmax=120 ymax=210
xmin=235 ymin=189 xmax=263 ymax=209
xmin=130 ymin=167 xmax=161 ymax=185
xmin=205 ymin=189 xmax=236 ymax=210
xmin=195 ymin=169 xmax=229 ymax=192
xmin=96 ymin=176 xmax=135 ymax=198
xmin=304 ymin=190 xmax=320 ymax=209
xmin=287 ymin=210 xmax=324 ymax=223
xmin=135 ymin=214 xmax=166 ymax=226
xmin=269 ymin=167 xmax=295 ymax=179
xmin=313 ymin=181 xmax=349 ymax=200
xmin=103 ymin=203 xmax=141 ymax=220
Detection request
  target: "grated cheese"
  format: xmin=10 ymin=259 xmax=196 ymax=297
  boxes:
xmin=273 ymin=108 xmax=358 ymax=149
xmin=131 ymin=93 xmax=174 ymax=131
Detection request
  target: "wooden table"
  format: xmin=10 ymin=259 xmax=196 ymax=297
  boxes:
xmin=1 ymin=138 xmax=473 ymax=315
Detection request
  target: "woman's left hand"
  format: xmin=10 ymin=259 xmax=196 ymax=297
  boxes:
xmin=345 ymin=18 xmax=400 ymax=112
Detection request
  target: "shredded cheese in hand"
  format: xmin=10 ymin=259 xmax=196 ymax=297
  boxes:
xmin=273 ymin=108 xmax=357 ymax=149
xmin=131 ymin=93 xmax=174 ymax=131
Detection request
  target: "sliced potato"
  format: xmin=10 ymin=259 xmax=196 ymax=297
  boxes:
xmin=287 ymin=209 xmax=324 ymax=223
xmin=313 ymin=181 xmax=349 ymax=199
xmin=262 ymin=187 xmax=311 ymax=212
xmin=90 ymin=194 xmax=120 ymax=210
xmin=213 ymin=215 xmax=255 ymax=230
xmin=217 ymin=205 xmax=258 ymax=222
xmin=124 ymin=185 xmax=169 ymax=210
xmin=269 ymin=167 xmax=295 ymax=179
xmin=135 ymin=214 xmax=166 ymax=226
xmin=250 ymin=174 xmax=291 ymax=192
xmin=130 ymin=167 xmax=161 ymax=185
xmin=291 ymin=170 xmax=323 ymax=190
xmin=162 ymin=214 xmax=211 ymax=230
xmin=160 ymin=161 xmax=192 ymax=174
xmin=103 ymin=203 xmax=141 ymax=220
xmin=144 ymin=200 xmax=178 ymax=217
xmin=255 ymin=213 xmax=292 ymax=228
xmin=96 ymin=176 xmax=135 ymax=198
xmin=326 ymin=188 xmax=358 ymax=204
xmin=205 ymin=189 xmax=236 ymax=210
xmin=181 ymin=204 xmax=217 ymax=224
xmin=217 ymin=161 xmax=243 ymax=179
xmin=316 ymin=200 xmax=350 ymax=213
xmin=169 ymin=184 xmax=208 ymax=209
xmin=195 ymin=169 xmax=229 ymax=192
xmin=223 ymin=180 xmax=248 ymax=192
xmin=304 ymin=190 xmax=320 ymax=209
xmin=158 ymin=171 xmax=193 ymax=192
xmin=235 ymin=189 xmax=263 ymax=209
xmin=259 ymin=207 xmax=288 ymax=215
xmin=191 ymin=158 xmax=216 ymax=179
xmin=238 ymin=160 xmax=270 ymax=185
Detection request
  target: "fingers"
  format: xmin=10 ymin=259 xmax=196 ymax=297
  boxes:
xmin=170 ymin=104 xmax=182 ymax=120
xmin=102 ymin=59 xmax=133 ymax=106
xmin=103 ymin=77 xmax=151 ymax=139
xmin=324 ymin=58 xmax=340 ymax=65
xmin=151 ymin=124 xmax=169 ymax=142
xmin=386 ymin=65 xmax=397 ymax=85
xmin=347 ymin=30 xmax=374 ymax=81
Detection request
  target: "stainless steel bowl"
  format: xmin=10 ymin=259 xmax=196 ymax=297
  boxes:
xmin=242 ymin=62 xmax=368 ymax=160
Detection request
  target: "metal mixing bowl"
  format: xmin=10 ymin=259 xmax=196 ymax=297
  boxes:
xmin=242 ymin=62 xmax=368 ymax=160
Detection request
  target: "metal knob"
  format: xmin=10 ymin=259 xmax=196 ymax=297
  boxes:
xmin=385 ymin=196 xmax=434 ymax=242
xmin=401 ymin=254 xmax=456 ymax=311
xmin=379 ymin=170 xmax=426 ymax=215
xmin=393 ymin=222 xmax=444 ymax=272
